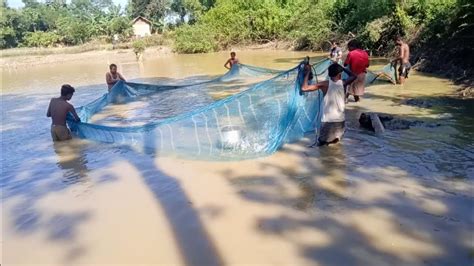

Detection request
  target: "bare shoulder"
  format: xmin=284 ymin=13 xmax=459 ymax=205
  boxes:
xmin=66 ymin=101 xmax=74 ymax=109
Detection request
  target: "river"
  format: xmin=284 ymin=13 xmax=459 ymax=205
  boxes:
xmin=1 ymin=50 xmax=473 ymax=265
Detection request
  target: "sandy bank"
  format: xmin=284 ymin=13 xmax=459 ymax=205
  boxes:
xmin=0 ymin=45 xmax=174 ymax=69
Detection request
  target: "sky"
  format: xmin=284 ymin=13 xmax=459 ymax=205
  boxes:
xmin=7 ymin=0 xmax=129 ymax=9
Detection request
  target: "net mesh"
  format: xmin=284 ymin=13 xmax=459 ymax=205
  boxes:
xmin=68 ymin=59 xmax=395 ymax=160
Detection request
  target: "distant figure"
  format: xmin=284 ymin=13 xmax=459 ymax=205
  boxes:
xmin=46 ymin=84 xmax=81 ymax=142
xmin=224 ymin=52 xmax=239 ymax=70
xmin=344 ymin=39 xmax=369 ymax=102
xmin=301 ymin=63 xmax=356 ymax=146
xmin=106 ymin=64 xmax=126 ymax=91
xmin=392 ymin=36 xmax=411 ymax=85
xmin=329 ymin=41 xmax=342 ymax=64
xmin=112 ymin=34 xmax=119 ymax=50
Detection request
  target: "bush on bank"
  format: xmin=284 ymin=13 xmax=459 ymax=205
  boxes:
xmin=172 ymin=0 xmax=462 ymax=55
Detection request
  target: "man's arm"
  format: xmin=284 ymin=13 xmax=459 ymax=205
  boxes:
xmin=69 ymin=104 xmax=81 ymax=122
xmin=343 ymin=53 xmax=351 ymax=67
xmin=392 ymin=46 xmax=403 ymax=63
xmin=399 ymin=45 xmax=406 ymax=61
xmin=106 ymin=72 xmax=113 ymax=84
xmin=224 ymin=59 xmax=231 ymax=69
xmin=118 ymin=72 xmax=126 ymax=81
xmin=302 ymin=66 xmax=328 ymax=92
xmin=46 ymin=100 xmax=52 ymax=117
xmin=343 ymin=67 xmax=356 ymax=87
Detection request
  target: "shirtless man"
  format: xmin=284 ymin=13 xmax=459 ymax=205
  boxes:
xmin=47 ymin=84 xmax=81 ymax=141
xmin=224 ymin=52 xmax=239 ymax=70
xmin=392 ymin=36 xmax=411 ymax=85
xmin=106 ymin=63 xmax=126 ymax=91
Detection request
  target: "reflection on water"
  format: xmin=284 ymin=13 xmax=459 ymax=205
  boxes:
xmin=285 ymin=144 xmax=349 ymax=211
xmin=53 ymin=141 xmax=89 ymax=185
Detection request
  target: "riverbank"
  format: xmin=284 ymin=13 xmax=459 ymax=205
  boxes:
xmin=0 ymin=45 xmax=174 ymax=69
xmin=0 ymin=42 xmax=299 ymax=69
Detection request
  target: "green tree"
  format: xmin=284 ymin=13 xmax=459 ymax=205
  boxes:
xmin=131 ymin=0 xmax=169 ymax=21
xmin=0 ymin=2 xmax=24 ymax=48
xmin=56 ymin=15 xmax=93 ymax=44
xmin=23 ymin=31 xmax=61 ymax=47
xmin=171 ymin=0 xmax=204 ymax=24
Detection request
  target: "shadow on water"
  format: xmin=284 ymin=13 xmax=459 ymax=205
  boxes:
xmin=222 ymin=137 xmax=473 ymax=265
xmin=4 ymin=141 xmax=224 ymax=265
xmin=220 ymin=93 xmax=473 ymax=265
xmin=2 ymin=84 xmax=224 ymax=264
xmin=124 ymin=149 xmax=223 ymax=266
xmin=363 ymin=91 xmax=474 ymax=142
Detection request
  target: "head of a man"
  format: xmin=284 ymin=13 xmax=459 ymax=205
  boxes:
xmin=328 ymin=63 xmax=344 ymax=81
xmin=395 ymin=36 xmax=403 ymax=46
xmin=332 ymin=41 xmax=339 ymax=48
xmin=230 ymin=52 xmax=236 ymax=59
xmin=109 ymin=63 xmax=117 ymax=74
xmin=347 ymin=39 xmax=361 ymax=51
xmin=61 ymin=84 xmax=75 ymax=100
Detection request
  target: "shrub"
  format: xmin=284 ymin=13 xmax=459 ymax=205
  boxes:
xmin=142 ymin=34 xmax=165 ymax=47
xmin=22 ymin=31 xmax=61 ymax=47
xmin=285 ymin=0 xmax=334 ymax=50
xmin=174 ymin=24 xmax=217 ymax=53
xmin=132 ymin=39 xmax=146 ymax=58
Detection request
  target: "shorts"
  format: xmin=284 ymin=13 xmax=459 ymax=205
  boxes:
xmin=398 ymin=62 xmax=411 ymax=78
xmin=318 ymin=121 xmax=345 ymax=143
xmin=348 ymin=72 xmax=366 ymax=96
xmin=51 ymin=125 xmax=72 ymax=142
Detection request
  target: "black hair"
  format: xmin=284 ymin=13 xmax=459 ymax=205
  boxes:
xmin=109 ymin=63 xmax=117 ymax=69
xmin=395 ymin=36 xmax=403 ymax=42
xmin=61 ymin=84 xmax=75 ymax=96
xmin=230 ymin=52 xmax=236 ymax=55
xmin=347 ymin=39 xmax=362 ymax=49
xmin=328 ymin=63 xmax=344 ymax=78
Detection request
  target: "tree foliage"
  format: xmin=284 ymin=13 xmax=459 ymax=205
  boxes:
xmin=1 ymin=0 xmax=468 ymax=60
xmin=173 ymin=0 xmax=464 ymax=54
xmin=0 ymin=0 xmax=131 ymax=48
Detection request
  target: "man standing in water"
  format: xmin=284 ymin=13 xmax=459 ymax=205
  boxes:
xmin=329 ymin=41 xmax=342 ymax=64
xmin=301 ymin=63 xmax=356 ymax=146
xmin=106 ymin=63 xmax=126 ymax=91
xmin=224 ymin=52 xmax=239 ymax=69
xmin=47 ymin=84 xmax=81 ymax=141
xmin=392 ymin=36 xmax=411 ymax=85
xmin=344 ymin=39 xmax=369 ymax=102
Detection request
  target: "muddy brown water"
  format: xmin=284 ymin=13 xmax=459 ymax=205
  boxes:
xmin=1 ymin=50 xmax=473 ymax=265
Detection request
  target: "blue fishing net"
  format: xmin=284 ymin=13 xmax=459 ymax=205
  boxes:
xmin=68 ymin=59 xmax=394 ymax=160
